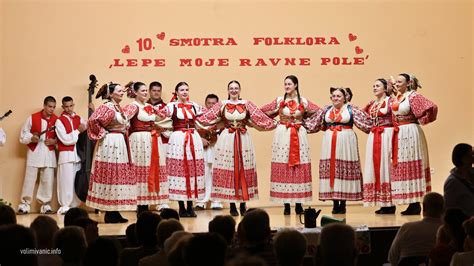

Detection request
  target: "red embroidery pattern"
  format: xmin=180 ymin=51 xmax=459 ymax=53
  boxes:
xmin=319 ymin=159 xmax=362 ymax=181
xmin=260 ymin=98 xmax=279 ymax=118
xmin=270 ymin=191 xmax=311 ymax=199
xmin=363 ymin=183 xmax=393 ymax=203
xmin=87 ymin=104 xmax=116 ymax=140
xmin=351 ymin=105 xmax=372 ymax=133
xmin=319 ymin=191 xmax=362 ymax=200
xmin=270 ymin=162 xmax=312 ymax=183
xmin=89 ymin=161 xmax=135 ymax=185
xmin=246 ymin=101 xmax=276 ymax=130
xmin=390 ymin=160 xmax=425 ymax=181
xmin=212 ymin=168 xmax=258 ymax=189
xmin=132 ymin=165 xmax=168 ymax=183
xmin=409 ymin=92 xmax=438 ymax=125
xmin=166 ymin=158 xmax=205 ymax=177
xmin=86 ymin=196 xmax=136 ymax=206
xmin=197 ymin=102 xmax=223 ymax=125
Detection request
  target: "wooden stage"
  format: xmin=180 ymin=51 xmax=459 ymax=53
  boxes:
xmin=16 ymin=205 xmax=420 ymax=236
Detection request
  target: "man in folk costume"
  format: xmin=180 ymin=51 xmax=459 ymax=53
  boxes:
xmin=18 ymin=96 xmax=58 ymax=214
xmin=55 ymin=96 xmax=87 ymax=215
xmin=195 ymin=94 xmax=223 ymax=210
xmin=148 ymin=81 xmax=171 ymax=211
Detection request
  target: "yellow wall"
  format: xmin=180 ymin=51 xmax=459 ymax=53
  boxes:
xmin=0 ymin=0 xmax=472 ymax=210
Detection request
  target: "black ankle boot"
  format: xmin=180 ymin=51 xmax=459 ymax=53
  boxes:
xmin=332 ymin=200 xmax=340 ymax=214
xmin=104 ymin=211 xmax=128 ymax=223
xmin=178 ymin=201 xmax=188 ymax=217
xmin=284 ymin=203 xmax=290 ymax=215
xmin=186 ymin=201 xmax=197 ymax=217
xmin=401 ymin=202 xmax=421 ymax=215
xmin=295 ymin=203 xmax=304 ymax=214
xmin=339 ymin=201 xmax=346 ymax=214
xmin=239 ymin=202 xmax=247 ymax=216
xmin=230 ymin=203 xmax=239 ymax=216
xmin=137 ymin=205 xmax=149 ymax=217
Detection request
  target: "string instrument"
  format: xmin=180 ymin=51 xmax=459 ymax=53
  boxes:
xmin=74 ymin=75 xmax=98 ymax=202
xmin=34 ymin=125 xmax=56 ymax=136
xmin=0 ymin=110 xmax=12 ymax=121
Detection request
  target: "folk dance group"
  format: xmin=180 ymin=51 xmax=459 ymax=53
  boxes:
xmin=13 ymin=73 xmax=437 ymax=223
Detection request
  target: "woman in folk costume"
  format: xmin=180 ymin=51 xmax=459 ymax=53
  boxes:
xmin=123 ymin=81 xmax=168 ymax=216
xmin=156 ymin=82 xmax=205 ymax=218
xmin=197 ymin=80 xmax=277 ymax=216
xmin=362 ymin=79 xmax=397 ymax=214
xmin=87 ymin=83 xmax=136 ymax=223
xmin=304 ymin=87 xmax=372 ymax=214
xmin=390 ymin=74 xmax=437 ymax=215
xmin=260 ymin=75 xmax=320 ymax=215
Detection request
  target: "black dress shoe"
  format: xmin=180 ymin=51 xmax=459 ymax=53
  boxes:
xmin=401 ymin=203 xmax=421 ymax=215
xmin=239 ymin=202 xmax=247 ymax=216
xmin=295 ymin=203 xmax=304 ymax=214
xmin=284 ymin=203 xmax=290 ymax=215
xmin=338 ymin=201 xmax=346 ymax=214
xmin=179 ymin=208 xmax=189 ymax=218
xmin=186 ymin=201 xmax=197 ymax=218
xmin=375 ymin=206 xmax=396 ymax=214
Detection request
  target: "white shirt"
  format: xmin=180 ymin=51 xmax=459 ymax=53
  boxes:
xmin=0 ymin=128 xmax=5 ymax=146
xmin=20 ymin=116 xmax=57 ymax=168
xmin=55 ymin=114 xmax=87 ymax=165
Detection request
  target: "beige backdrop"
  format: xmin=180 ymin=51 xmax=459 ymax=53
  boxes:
xmin=0 ymin=0 xmax=472 ymax=211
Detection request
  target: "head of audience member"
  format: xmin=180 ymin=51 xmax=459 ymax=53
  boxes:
xmin=149 ymin=81 xmax=163 ymax=102
xmin=274 ymin=229 xmax=307 ymax=266
xmin=54 ymin=226 xmax=87 ymax=264
xmin=0 ymin=204 xmax=16 ymax=225
xmin=452 ymin=143 xmax=472 ymax=174
xmin=422 ymin=192 xmax=445 ymax=218
xmin=226 ymin=254 xmax=268 ymax=266
xmin=156 ymin=219 xmax=184 ymax=248
xmin=160 ymin=208 xmax=180 ymax=221
xmin=240 ymin=208 xmax=271 ymax=246
xmin=30 ymin=215 xmax=59 ymax=249
xmin=462 ymin=217 xmax=474 ymax=252
xmin=136 ymin=211 xmax=162 ymax=247
xmin=64 ymin=207 xmax=89 ymax=227
xmin=83 ymin=236 xmax=120 ymax=266
xmin=71 ymin=217 xmax=99 ymax=245
xmin=183 ymin=233 xmax=227 ymax=266
xmin=43 ymin=96 xmax=56 ymax=117
xmin=444 ymin=208 xmax=470 ymax=251
xmin=436 ymin=225 xmax=451 ymax=246
xmin=166 ymin=232 xmax=194 ymax=266
xmin=0 ymin=224 xmax=37 ymax=266
xmin=205 ymin=93 xmax=219 ymax=109
xmin=319 ymin=223 xmax=357 ymax=266
xmin=209 ymin=215 xmax=236 ymax=245
xmin=125 ymin=223 xmax=139 ymax=248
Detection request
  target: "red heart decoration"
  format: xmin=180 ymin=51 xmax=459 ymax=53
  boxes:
xmin=355 ymin=46 xmax=363 ymax=54
xmin=156 ymin=32 xmax=165 ymax=40
xmin=348 ymin=33 xmax=357 ymax=42
xmin=121 ymin=45 xmax=130 ymax=54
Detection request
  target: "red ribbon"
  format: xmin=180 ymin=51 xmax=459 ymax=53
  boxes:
xmin=226 ymin=103 xmax=246 ymax=114
xmin=148 ymin=129 xmax=161 ymax=193
xmin=228 ymin=127 xmax=249 ymax=201
xmin=371 ymin=126 xmax=385 ymax=190
xmin=177 ymin=103 xmax=195 ymax=125
xmin=280 ymin=122 xmax=301 ymax=167
xmin=182 ymin=129 xmax=198 ymax=198
xmin=391 ymin=126 xmax=400 ymax=167
xmin=328 ymin=125 xmax=352 ymax=189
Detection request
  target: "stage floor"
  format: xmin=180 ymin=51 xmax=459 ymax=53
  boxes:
xmin=16 ymin=205 xmax=420 ymax=236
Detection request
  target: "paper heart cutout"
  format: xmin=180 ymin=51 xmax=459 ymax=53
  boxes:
xmin=121 ymin=45 xmax=130 ymax=54
xmin=355 ymin=46 xmax=364 ymax=54
xmin=156 ymin=32 xmax=165 ymax=40
xmin=348 ymin=33 xmax=357 ymax=42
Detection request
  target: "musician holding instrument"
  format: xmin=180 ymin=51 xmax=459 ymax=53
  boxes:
xmin=18 ymin=96 xmax=58 ymax=214
xmin=55 ymin=96 xmax=87 ymax=215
